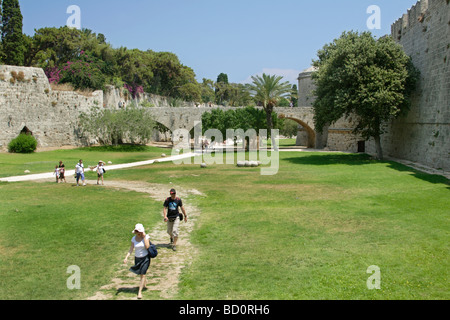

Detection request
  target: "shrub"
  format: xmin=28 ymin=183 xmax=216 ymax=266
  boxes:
xmin=44 ymin=66 xmax=62 ymax=84
xmin=44 ymin=52 xmax=107 ymax=91
xmin=124 ymin=83 xmax=144 ymax=99
xmin=8 ymin=134 xmax=38 ymax=153
xmin=79 ymin=105 xmax=155 ymax=145
xmin=17 ymin=71 xmax=26 ymax=82
xmin=59 ymin=52 xmax=106 ymax=91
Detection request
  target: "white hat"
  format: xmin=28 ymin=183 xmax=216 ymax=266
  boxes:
xmin=132 ymin=224 xmax=145 ymax=233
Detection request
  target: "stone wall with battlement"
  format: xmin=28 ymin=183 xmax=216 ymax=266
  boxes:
xmin=365 ymin=0 xmax=449 ymax=170
xmin=297 ymin=0 xmax=449 ymax=170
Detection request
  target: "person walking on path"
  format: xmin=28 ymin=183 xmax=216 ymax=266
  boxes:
xmin=75 ymin=159 xmax=86 ymax=186
xmin=123 ymin=223 xmax=151 ymax=299
xmin=53 ymin=165 xmax=60 ymax=183
xmin=95 ymin=160 xmax=105 ymax=185
xmin=58 ymin=160 xmax=66 ymax=183
xmin=163 ymin=189 xmax=187 ymax=251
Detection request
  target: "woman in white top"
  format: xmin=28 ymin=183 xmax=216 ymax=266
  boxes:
xmin=123 ymin=223 xmax=150 ymax=299
xmin=96 ymin=160 xmax=105 ymax=185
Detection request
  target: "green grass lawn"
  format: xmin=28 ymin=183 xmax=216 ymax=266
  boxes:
xmin=0 ymin=145 xmax=169 ymax=178
xmin=0 ymin=149 xmax=448 ymax=300
xmin=0 ymin=180 xmax=162 ymax=300
xmin=264 ymin=138 xmax=297 ymax=147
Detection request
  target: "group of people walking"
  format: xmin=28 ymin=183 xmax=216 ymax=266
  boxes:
xmin=54 ymin=159 xmax=106 ymax=186
xmin=124 ymin=188 xmax=187 ymax=299
xmin=53 ymin=160 xmax=187 ymax=299
xmin=75 ymin=159 xmax=106 ymax=186
xmin=53 ymin=161 xmax=66 ymax=183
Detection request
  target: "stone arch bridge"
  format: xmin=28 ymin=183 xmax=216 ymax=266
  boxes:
xmin=146 ymin=106 xmax=319 ymax=148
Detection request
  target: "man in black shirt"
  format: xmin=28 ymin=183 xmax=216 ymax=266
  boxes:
xmin=163 ymin=189 xmax=187 ymax=251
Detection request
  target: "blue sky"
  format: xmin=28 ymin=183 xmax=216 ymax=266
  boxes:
xmin=20 ymin=0 xmax=419 ymax=84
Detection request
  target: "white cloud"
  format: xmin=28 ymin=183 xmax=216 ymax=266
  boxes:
xmin=241 ymin=68 xmax=301 ymax=85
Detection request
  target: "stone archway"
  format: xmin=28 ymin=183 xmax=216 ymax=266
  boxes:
xmin=153 ymin=122 xmax=172 ymax=142
xmin=279 ymin=115 xmax=316 ymax=148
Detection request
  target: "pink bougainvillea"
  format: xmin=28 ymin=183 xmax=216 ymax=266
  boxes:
xmin=124 ymin=83 xmax=144 ymax=99
xmin=44 ymin=66 xmax=62 ymax=84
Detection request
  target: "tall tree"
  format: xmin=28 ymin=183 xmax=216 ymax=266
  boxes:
xmin=312 ymin=31 xmax=419 ymax=159
xmin=290 ymin=84 xmax=298 ymax=107
xmin=247 ymin=73 xmax=291 ymax=149
xmin=200 ymin=78 xmax=215 ymax=103
xmin=215 ymin=73 xmax=229 ymax=104
xmin=1 ymin=0 xmax=25 ymax=65
xmin=216 ymin=73 xmax=228 ymax=84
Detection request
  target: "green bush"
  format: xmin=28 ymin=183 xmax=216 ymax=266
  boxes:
xmin=8 ymin=134 xmax=38 ymax=153
xmin=78 ymin=105 xmax=155 ymax=146
xmin=59 ymin=52 xmax=106 ymax=91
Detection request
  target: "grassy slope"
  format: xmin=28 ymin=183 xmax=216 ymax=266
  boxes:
xmin=0 ymin=150 xmax=448 ymax=299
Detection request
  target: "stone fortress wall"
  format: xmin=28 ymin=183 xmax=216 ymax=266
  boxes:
xmin=297 ymin=68 xmax=364 ymax=153
xmin=0 ymin=65 xmax=222 ymax=150
xmin=297 ymin=0 xmax=449 ymax=171
xmin=0 ymin=65 xmax=103 ymax=149
xmin=0 ymin=0 xmax=448 ymax=171
xmin=365 ymin=0 xmax=449 ymax=171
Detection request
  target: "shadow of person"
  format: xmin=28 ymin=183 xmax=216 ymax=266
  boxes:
xmin=155 ymin=243 xmax=171 ymax=249
xmin=115 ymin=286 xmax=147 ymax=297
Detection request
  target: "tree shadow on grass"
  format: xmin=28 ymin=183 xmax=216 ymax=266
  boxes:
xmin=384 ymin=160 xmax=449 ymax=187
xmin=283 ymin=153 xmax=449 ymax=187
xmin=283 ymin=153 xmax=375 ymax=166
xmin=79 ymin=144 xmax=149 ymax=152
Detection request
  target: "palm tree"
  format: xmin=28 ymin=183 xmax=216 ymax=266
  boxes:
xmin=247 ymin=73 xmax=291 ymax=150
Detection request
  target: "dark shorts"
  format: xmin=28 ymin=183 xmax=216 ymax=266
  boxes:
xmin=129 ymin=255 xmax=150 ymax=275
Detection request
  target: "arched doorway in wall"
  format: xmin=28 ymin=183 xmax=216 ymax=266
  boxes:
xmin=279 ymin=116 xmax=316 ymax=148
xmin=153 ymin=122 xmax=172 ymax=142
xmin=20 ymin=126 xmax=33 ymax=136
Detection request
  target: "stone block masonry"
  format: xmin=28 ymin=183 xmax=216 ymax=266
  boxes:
xmin=1 ymin=0 xmax=448 ymax=173
xmin=0 ymin=65 xmax=103 ymax=149
xmin=366 ymin=0 xmax=450 ymax=171
xmin=297 ymin=0 xmax=449 ymax=171
xmin=0 ymin=65 xmax=242 ymax=150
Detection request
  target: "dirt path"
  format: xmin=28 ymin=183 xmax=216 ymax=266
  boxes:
xmin=86 ymin=180 xmax=204 ymax=300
